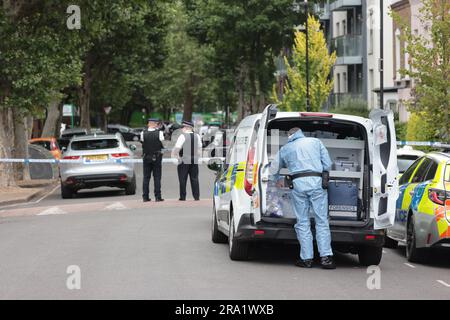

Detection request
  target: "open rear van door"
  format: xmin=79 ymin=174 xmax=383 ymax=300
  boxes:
xmin=370 ymin=109 xmax=399 ymax=229
xmin=254 ymin=104 xmax=278 ymax=222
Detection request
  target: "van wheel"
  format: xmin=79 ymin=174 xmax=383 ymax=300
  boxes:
xmin=212 ymin=203 xmax=227 ymax=243
xmin=125 ymin=175 xmax=136 ymax=195
xmin=384 ymin=233 xmax=398 ymax=249
xmin=61 ymin=183 xmax=73 ymax=199
xmin=229 ymin=215 xmax=249 ymax=261
xmin=406 ymin=216 xmax=426 ymax=262
xmin=358 ymin=246 xmax=383 ymax=266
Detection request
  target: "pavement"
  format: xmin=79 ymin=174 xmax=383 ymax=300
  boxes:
xmin=0 ymin=179 xmax=58 ymax=207
xmin=0 ymin=145 xmax=449 ymax=299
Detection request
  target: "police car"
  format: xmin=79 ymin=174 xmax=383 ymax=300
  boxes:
xmin=208 ymin=105 xmax=399 ymax=266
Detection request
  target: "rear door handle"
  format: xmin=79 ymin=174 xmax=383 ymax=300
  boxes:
xmin=261 ymin=177 xmax=269 ymax=183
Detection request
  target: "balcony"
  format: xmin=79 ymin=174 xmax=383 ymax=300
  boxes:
xmin=313 ymin=1 xmax=331 ymax=20
xmin=330 ymin=0 xmax=362 ymax=11
xmin=329 ymin=93 xmax=365 ymax=107
xmin=332 ymin=34 xmax=363 ymax=65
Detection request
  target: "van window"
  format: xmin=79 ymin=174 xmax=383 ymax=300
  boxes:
xmin=399 ymin=157 xmax=422 ymax=185
xmin=423 ymin=161 xmax=438 ymax=181
xmin=411 ymin=158 xmax=432 ymax=183
xmin=228 ymin=127 xmax=251 ymax=164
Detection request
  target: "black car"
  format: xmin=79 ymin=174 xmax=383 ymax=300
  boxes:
xmin=107 ymin=124 xmax=140 ymax=142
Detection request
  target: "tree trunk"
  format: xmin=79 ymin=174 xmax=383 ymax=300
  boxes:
xmin=12 ymin=108 xmax=31 ymax=181
xmin=182 ymin=73 xmax=194 ymax=122
xmin=0 ymin=108 xmax=16 ymax=187
xmin=237 ymin=63 xmax=247 ymax=122
xmin=79 ymin=55 xmax=93 ymax=130
xmin=41 ymin=98 xmax=61 ymax=137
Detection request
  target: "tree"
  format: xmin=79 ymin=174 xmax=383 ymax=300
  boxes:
xmin=393 ymin=0 xmax=450 ymax=142
xmin=185 ymin=0 xmax=302 ymax=120
xmin=0 ymin=1 xmax=82 ymax=186
xmin=143 ymin=1 xmax=217 ymax=122
xmin=274 ymin=15 xmax=335 ymax=111
xmin=74 ymin=0 xmax=167 ymax=129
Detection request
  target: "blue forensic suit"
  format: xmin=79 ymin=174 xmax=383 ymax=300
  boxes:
xmin=270 ymin=129 xmax=333 ymax=260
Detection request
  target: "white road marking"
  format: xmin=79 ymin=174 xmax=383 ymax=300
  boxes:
xmin=37 ymin=206 xmax=67 ymax=216
xmin=437 ymin=280 xmax=450 ymax=288
xmin=404 ymin=263 xmax=416 ymax=269
xmin=104 ymin=202 xmax=127 ymax=211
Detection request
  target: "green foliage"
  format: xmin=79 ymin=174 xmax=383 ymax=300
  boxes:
xmin=395 ymin=121 xmax=407 ymax=141
xmin=274 ymin=15 xmax=336 ymax=112
xmin=185 ymin=0 xmax=303 ymax=116
xmin=329 ymin=97 xmax=369 ymax=118
xmin=392 ymin=0 xmax=450 ymax=142
xmin=0 ymin=1 xmax=82 ymax=113
xmin=406 ymin=112 xmax=438 ymax=152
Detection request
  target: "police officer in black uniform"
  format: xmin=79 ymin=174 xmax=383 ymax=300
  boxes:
xmin=141 ymin=118 xmax=165 ymax=202
xmin=172 ymin=120 xmax=202 ymax=201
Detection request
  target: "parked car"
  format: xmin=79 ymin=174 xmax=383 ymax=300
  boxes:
xmin=385 ymin=152 xmax=450 ymax=262
xmin=107 ymin=124 xmax=140 ymax=142
xmin=202 ymin=122 xmax=221 ymax=147
xmin=397 ymin=146 xmax=425 ymax=174
xmin=208 ymin=105 xmax=399 ymax=266
xmin=59 ymin=128 xmax=89 ymax=151
xmin=29 ymin=137 xmax=62 ymax=160
xmin=59 ymin=133 xmax=137 ymax=199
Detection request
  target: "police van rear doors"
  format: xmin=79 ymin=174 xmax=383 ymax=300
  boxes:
xmin=370 ymin=109 xmax=399 ymax=229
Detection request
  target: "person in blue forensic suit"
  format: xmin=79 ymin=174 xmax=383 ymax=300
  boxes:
xmin=270 ymin=127 xmax=335 ymax=269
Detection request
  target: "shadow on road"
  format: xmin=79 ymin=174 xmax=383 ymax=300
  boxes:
xmin=247 ymin=243 xmax=362 ymax=269
xmin=387 ymin=245 xmax=450 ymax=269
xmin=74 ymin=188 xmax=127 ymax=199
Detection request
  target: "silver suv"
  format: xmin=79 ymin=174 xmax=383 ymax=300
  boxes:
xmin=60 ymin=133 xmax=137 ymax=198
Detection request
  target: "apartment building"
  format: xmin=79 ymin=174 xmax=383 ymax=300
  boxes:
xmin=390 ymin=0 xmax=424 ymax=122
xmin=318 ymin=0 xmax=402 ymax=114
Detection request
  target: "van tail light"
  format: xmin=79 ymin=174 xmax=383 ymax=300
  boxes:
xmin=244 ymin=147 xmax=255 ymax=196
xmin=63 ymin=156 xmax=80 ymax=160
xmin=300 ymin=112 xmax=333 ymax=118
xmin=428 ymin=188 xmax=447 ymax=205
xmin=111 ymin=153 xmax=130 ymax=158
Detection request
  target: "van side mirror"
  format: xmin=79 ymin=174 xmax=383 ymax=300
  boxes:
xmin=208 ymin=158 xmax=224 ymax=172
xmin=129 ymin=144 xmax=137 ymax=151
xmin=61 ymin=147 xmax=67 ymax=153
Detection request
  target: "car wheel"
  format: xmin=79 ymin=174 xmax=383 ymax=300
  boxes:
xmin=61 ymin=183 xmax=73 ymax=199
xmin=125 ymin=175 xmax=136 ymax=195
xmin=212 ymin=202 xmax=228 ymax=243
xmin=358 ymin=246 xmax=383 ymax=266
xmin=384 ymin=233 xmax=398 ymax=249
xmin=229 ymin=214 xmax=249 ymax=261
xmin=406 ymin=216 xmax=426 ymax=262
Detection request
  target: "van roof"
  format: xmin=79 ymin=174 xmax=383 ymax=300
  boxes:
xmin=274 ymin=111 xmax=370 ymax=124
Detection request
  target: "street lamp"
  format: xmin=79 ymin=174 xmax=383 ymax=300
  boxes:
xmin=379 ymin=0 xmax=384 ymax=110
xmin=304 ymin=0 xmax=310 ymax=112
xmin=293 ymin=0 xmax=310 ymax=111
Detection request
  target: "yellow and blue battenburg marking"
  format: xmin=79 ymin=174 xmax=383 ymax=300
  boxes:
xmin=214 ymin=162 xmax=247 ymax=196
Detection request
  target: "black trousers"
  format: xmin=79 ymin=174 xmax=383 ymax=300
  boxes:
xmin=177 ymin=163 xmax=200 ymax=200
xmin=142 ymin=158 xmax=162 ymax=200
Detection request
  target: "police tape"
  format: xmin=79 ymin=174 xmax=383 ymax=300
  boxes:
xmin=397 ymin=141 xmax=450 ymax=148
xmin=0 ymin=157 xmax=225 ymax=164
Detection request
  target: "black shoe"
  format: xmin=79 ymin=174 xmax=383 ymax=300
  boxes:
xmin=155 ymin=198 xmax=164 ymax=202
xmin=295 ymin=259 xmax=313 ymax=268
xmin=320 ymin=256 xmax=336 ymax=269
xmin=143 ymin=198 xmax=151 ymax=202
xmin=179 ymin=198 xmax=186 ymax=201
xmin=194 ymin=198 xmax=200 ymax=201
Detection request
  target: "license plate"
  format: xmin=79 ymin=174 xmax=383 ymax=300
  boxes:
xmin=84 ymin=154 xmax=108 ymax=161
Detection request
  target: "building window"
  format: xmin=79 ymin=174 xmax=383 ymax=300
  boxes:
xmin=343 ymin=72 xmax=347 ymax=93
xmin=343 ymin=20 xmax=347 ymax=35
xmin=336 ymin=22 xmax=340 ymax=37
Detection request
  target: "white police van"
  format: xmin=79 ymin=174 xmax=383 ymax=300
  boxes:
xmin=208 ymin=105 xmax=399 ymax=266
